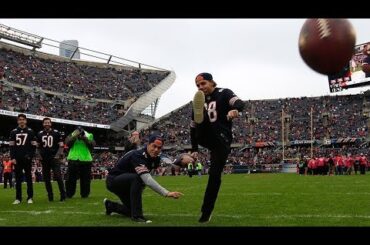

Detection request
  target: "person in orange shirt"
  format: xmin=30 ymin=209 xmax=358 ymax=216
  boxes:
xmin=3 ymin=154 xmax=14 ymax=189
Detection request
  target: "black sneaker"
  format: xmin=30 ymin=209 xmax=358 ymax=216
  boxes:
xmin=193 ymin=91 xmax=205 ymax=124
xmin=60 ymin=197 xmax=66 ymax=202
xmin=48 ymin=195 xmax=54 ymax=202
xmin=198 ymin=212 xmax=212 ymax=223
xmin=103 ymin=198 xmax=113 ymax=215
xmin=131 ymin=216 xmax=152 ymax=223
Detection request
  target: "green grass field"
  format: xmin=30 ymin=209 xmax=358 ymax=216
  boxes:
xmin=1 ymin=173 xmax=370 ymax=226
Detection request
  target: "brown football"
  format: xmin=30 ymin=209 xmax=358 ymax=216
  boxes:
xmin=298 ymin=19 xmax=356 ymax=75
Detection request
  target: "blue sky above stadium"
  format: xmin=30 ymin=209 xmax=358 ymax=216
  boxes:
xmin=1 ymin=19 xmax=370 ymax=118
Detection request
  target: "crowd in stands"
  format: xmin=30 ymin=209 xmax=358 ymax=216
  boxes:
xmin=0 ymin=86 xmax=122 ymax=124
xmin=144 ymin=95 xmax=367 ymax=146
xmin=0 ymin=46 xmax=169 ymax=124
xmin=0 ymin=48 xmax=168 ymax=100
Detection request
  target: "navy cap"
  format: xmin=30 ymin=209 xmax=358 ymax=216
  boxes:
xmin=148 ymin=134 xmax=164 ymax=146
xmin=195 ymin=72 xmax=213 ymax=82
xmin=195 ymin=72 xmax=217 ymax=86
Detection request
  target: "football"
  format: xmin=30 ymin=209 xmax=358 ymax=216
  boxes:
xmin=298 ymin=19 xmax=356 ymax=75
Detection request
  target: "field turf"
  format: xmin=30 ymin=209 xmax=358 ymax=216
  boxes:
xmin=1 ymin=173 xmax=370 ymax=226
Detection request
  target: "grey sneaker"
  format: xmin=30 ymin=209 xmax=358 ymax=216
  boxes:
xmin=193 ymin=90 xmax=205 ymax=124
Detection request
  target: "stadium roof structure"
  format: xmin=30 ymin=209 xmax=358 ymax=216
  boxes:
xmin=0 ymin=24 xmax=43 ymax=49
xmin=110 ymin=71 xmax=176 ymax=132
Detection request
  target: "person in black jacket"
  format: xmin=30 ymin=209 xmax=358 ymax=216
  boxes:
xmin=9 ymin=114 xmax=37 ymax=204
xmin=104 ymin=135 xmax=192 ymax=223
xmin=36 ymin=118 xmax=66 ymax=202
xmin=190 ymin=72 xmax=244 ymax=223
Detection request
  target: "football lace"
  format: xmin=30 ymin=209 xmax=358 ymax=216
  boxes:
xmin=317 ymin=19 xmax=331 ymax=39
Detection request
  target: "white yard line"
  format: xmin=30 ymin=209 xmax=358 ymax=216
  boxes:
xmin=0 ymin=210 xmax=53 ymax=215
xmin=269 ymin=214 xmax=370 ymax=219
xmin=2 ymin=210 xmax=370 ymax=220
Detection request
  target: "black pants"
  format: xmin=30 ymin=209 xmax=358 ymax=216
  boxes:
xmin=42 ymin=158 xmax=66 ymax=200
xmin=201 ymin=146 xmax=229 ymax=215
xmin=188 ymin=169 xmax=196 ymax=178
xmin=3 ymin=172 xmax=13 ymax=188
xmin=360 ymin=165 xmax=366 ymax=175
xmin=14 ymin=158 xmax=33 ymax=201
xmin=196 ymin=121 xmax=231 ymax=215
xmin=106 ymin=173 xmax=145 ymax=218
xmin=354 ymin=164 xmax=359 ymax=174
xmin=65 ymin=160 xmax=92 ymax=198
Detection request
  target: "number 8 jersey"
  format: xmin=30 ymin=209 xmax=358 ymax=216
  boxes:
xmin=190 ymin=87 xmax=244 ymax=150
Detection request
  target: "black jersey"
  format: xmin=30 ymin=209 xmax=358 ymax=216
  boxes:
xmin=109 ymin=147 xmax=160 ymax=176
xmin=37 ymin=128 xmax=64 ymax=159
xmin=9 ymin=127 xmax=37 ymax=160
xmin=190 ymin=87 xmax=244 ymax=150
